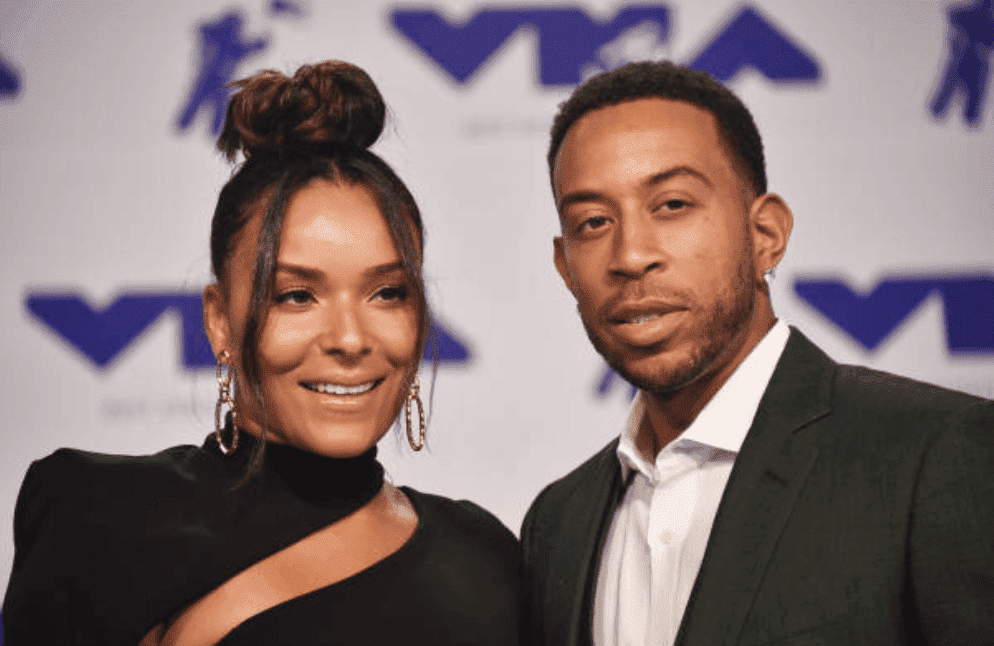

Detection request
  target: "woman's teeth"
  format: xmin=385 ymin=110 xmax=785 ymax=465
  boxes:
xmin=306 ymin=381 xmax=377 ymax=395
xmin=627 ymin=314 xmax=660 ymax=324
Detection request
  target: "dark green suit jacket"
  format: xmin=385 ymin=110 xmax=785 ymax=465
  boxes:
xmin=521 ymin=329 xmax=994 ymax=646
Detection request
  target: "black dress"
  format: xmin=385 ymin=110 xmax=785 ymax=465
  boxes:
xmin=1 ymin=433 xmax=520 ymax=645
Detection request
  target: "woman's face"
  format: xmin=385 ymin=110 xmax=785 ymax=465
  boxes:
xmin=204 ymin=179 xmax=420 ymax=457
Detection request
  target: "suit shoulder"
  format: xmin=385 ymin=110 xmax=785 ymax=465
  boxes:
xmin=400 ymin=489 xmax=521 ymax=645
xmin=834 ymin=363 xmax=990 ymax=417
xmin=18 ymin=443 xmax=204 ymax=506
xmin=523 ymin=438 xmax=620 ymax=527
xmin=8 ymin=443 xmax=204 ymax=577
xmin=36 ymin=442 xmax=203 ymax=474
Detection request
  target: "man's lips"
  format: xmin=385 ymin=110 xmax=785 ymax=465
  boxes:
xmin=606 ymin=299 xmax=688 ymax=325
xmin=603 ymin=299 xmax=690 ymax=347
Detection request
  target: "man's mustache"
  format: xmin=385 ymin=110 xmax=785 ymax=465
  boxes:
xmin=596 ymin=282 xmax=696 ymax=322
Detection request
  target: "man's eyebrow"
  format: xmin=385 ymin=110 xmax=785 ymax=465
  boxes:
xmin=643 ymin=166 xmax=713 ymax=190
xmin=557 ymin=166 xmax=714 ymax=214
xmin=368 ymin=261 xmax=405 ymax=276
xmin=557 ymin=190 xmax=606 ymax=215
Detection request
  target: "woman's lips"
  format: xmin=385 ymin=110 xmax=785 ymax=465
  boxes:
xmin=301 ymin=378 xmax=383 ymax=396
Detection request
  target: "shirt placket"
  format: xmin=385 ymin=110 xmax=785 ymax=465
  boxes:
xmin=645 ymin=450 xmax=700 ymax=645
xmin=617 ymin=476 xmax=653 ymax=646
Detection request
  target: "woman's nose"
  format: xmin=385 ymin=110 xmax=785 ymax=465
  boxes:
xmin=319 ymin=299 xmax=371 ymax=359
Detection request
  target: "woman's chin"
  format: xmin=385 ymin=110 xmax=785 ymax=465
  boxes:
xmin=276 ymin=428 xmax=385 ymax=458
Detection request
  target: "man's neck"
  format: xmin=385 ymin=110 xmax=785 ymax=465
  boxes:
xmin=639 ymin=377 xmax=723 ymax=457
xmin=638 ymin=313 xmax=776 ymax=458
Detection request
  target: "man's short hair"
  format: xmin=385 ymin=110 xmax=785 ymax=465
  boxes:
xmin=548 ymin=61 xmax=767 ymax=197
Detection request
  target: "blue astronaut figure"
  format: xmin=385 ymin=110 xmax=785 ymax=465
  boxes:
xmin=176 ymin=11 xmax=267 ymax=136
xmin=1 ymin=52 xmax=21 ymax=98
xmin=931 ymin=0 xmax=994 ymax=126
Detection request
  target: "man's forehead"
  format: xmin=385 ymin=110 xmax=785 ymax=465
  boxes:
xmin=564 ymin=98 xmax=720 ymax=147
xmin=553 ymin=98 xmax=727 ymax=189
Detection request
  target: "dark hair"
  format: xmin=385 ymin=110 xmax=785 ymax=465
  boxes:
xmin=548 ymin=61 xmax=767 ymax=196
xmin=210 ymin=61 xmax=432 ymax=469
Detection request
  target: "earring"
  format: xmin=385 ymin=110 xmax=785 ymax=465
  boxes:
xmin=215 ymin=350 xmax=239 ymax=456
xmin=763 ymin=267 xmax=776 ymax=281
xmin=406 ymin=374 xmax=425 ymax=451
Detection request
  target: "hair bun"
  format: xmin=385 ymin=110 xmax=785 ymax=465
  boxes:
xmin=218 ymin=60 xmax=386 ymax=160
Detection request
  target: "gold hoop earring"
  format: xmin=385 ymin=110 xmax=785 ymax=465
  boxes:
xmin=215 ymin=350 xmax=239 ymax=456
xmin=406 ymin=374 xmax=425 ymax=451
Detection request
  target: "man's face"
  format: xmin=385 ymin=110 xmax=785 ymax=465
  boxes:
xmin=553 ymin=98 xmax=765 ymax=397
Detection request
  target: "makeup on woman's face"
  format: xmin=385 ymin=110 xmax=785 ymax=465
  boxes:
xmin=223 ymin=179 xmax=420 ymax=457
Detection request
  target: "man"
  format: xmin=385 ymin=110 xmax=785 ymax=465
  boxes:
xmin=521 ymin=61 xmax=993 ymax=646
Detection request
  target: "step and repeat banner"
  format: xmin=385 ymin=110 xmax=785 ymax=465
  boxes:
xmin=1 ymin=0 xmax=992 ymax=589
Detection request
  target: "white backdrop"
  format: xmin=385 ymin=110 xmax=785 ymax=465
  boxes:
xmin=1 ymin=0 xmax=992 ymax=592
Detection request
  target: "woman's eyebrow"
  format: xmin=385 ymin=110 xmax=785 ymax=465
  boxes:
xmin=275 ymin=262 xmax=323 ymax=280
xmin=368 ymin=261 xmax=405 ymax=276
xmin=275 ymin=261 xmax=405 ymax=280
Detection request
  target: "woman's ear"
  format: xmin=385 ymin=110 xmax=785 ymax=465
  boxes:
xmin=202 ymin=283 xmax=232 ymax=359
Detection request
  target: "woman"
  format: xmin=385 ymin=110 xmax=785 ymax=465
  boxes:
xmin=2 ymin=61 xmax=520 ymax=645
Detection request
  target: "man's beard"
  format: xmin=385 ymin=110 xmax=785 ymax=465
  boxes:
xmin=581 ymin=253 xmax=758 ymax=399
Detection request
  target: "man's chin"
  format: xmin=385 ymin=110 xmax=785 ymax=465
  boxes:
xmin=594 ymin=343 xmax=713 ymax=397
xmin=605 ymin=348 xmax=712 ymax=399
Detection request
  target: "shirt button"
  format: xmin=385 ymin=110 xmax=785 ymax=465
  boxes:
xmin=661 ymin=531 xmax=673 ymax=543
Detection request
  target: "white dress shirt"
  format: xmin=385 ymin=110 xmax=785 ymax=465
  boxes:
xmin=593 ymin=320 xmax=791 ymax=646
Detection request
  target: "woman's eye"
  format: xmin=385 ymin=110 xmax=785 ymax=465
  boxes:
xmin=660 ymin=199 xmax=690 ymax=212
xmin=275 ymin=289 xmax=313 ymax=305
xmin=374 ymin=285 xmax=408 ymax=302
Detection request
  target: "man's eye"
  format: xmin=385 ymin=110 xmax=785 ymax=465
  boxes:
xmin=275 ymin=290 xmax=312 ymax=305
xmin=578 ymin=216 xmax=609 ymax=233
xmin=374 ymin=285 xmax=408 ymax=302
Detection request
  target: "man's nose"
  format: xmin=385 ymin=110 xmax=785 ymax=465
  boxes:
xmin=609 ymin=211 xmax=666 ymax=278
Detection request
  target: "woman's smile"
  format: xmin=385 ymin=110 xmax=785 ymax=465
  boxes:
xmin=301 ymin=379 xmax=383 ymax=396
xmin=206 ymin=178 xmax=420 ymax=457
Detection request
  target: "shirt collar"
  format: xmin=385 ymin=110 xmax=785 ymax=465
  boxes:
xmin=617 ymin=320 xmax=791 ymax=480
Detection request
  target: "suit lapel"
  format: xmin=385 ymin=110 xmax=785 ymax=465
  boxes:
xmin=550 ymin=442 xmax=628 ymax=646
xmin=674 ymin=329 xmax=835 ymax=646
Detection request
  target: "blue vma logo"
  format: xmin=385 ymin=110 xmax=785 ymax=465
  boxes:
xmin=25 ymin=290 xmax=471 ymax=371
xmin=391 ymin=4 xmax=820 ymax=86
xmin=795 ymin=274 xmax=994 ymax=353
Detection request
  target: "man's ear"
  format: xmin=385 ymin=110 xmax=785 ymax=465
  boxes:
xmin=553 ymin=236 xmax=577 ymax=296
xmin=748 ymin=193 xmax=793 ymax=279
xmin=202 ymin=283 xmax=232 ymax=359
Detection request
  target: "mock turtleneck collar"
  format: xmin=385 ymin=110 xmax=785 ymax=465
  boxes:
xmin=202 ymin=427 xmax=385 ymax=511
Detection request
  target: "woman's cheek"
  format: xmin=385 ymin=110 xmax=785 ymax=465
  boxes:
xmin=260 ymin=312 xmax=314 ymax=372
xmin=380 ymin=311 xmax=420 ymax=365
